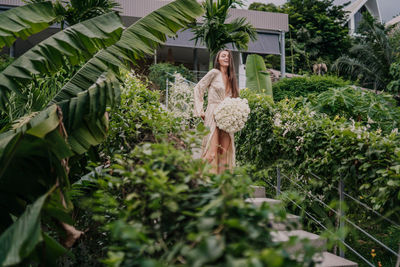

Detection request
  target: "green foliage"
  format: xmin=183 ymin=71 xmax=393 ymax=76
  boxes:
xmin=245 ymin=54 xmax=273 ymax=97
xmin=272 ymin=75 xmax=350 ymax=101
xmin=309 ymin=87 xmax=400 ymax=132
xmin=0 ymin=12 xmax=124 ymax=110
xmin=57 ymin=0 xmax=120 ymax=27
xmin=236 ymin=90 xmax=400 ymax=214
xmin=236 ymin=89 xmax=400 ymax=263
xmin=191 ymin=0 xmax=256 ymax=67
xmin=0 ymin=1 xmax=56 ymax=49
xmin=148 ymin=63 xmax=194 ymax=91
xmin=24 ymin=0 xmax=120 ymax=29
xmin=387 ymin=61 xmax=400 ymax=94
xmin=248 ymin=2 xmax=279 ymax=12
xmin=68 ymin=72 xmax=323 ymax=266
xmin=249 ymin=0 xmax=351 ymax=73
xmin=333 ymin=14 xmax=399 ymax=91
xmin=85 ymin=142 xmax=316 ymax=266
xmin=0 ymin=190 xmax=69 ymax=266
xmin=0 ymin=0 xmax=204 ymax=265
xmin=1 ymin=62 xmax=81 ymax=128
xmin=102 ymin=73 xmax=178 ymax=156
xmin=0 ymin=55 xmax=14 ymax=72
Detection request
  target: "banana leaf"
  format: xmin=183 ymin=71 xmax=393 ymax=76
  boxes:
xmin=245 ymin=54 xmax=273 ymax=98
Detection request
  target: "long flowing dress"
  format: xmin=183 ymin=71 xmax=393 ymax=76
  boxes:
xmin=193 ymin=68 xmax=235 ymax=172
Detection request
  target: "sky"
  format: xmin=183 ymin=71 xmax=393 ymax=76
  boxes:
xmin=243 ymin=0 xmax=400 ymax=22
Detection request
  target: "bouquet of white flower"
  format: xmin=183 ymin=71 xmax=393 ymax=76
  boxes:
xmin=214 ymin=97 xmax=250 ymax=134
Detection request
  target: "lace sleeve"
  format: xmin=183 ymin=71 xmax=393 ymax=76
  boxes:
xmin=193 ymin=69 xmax=218 ymax=117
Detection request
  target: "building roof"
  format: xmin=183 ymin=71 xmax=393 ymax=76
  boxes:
xmin=386 ymin=15 xmax=400 ymax=26
xmin=0 ymin=0 xmax=289 ymax=32
xmin=334 ymin=0 xmax=381 ymax=22
xmin=166 ymin=29 xmax=281 ymax=54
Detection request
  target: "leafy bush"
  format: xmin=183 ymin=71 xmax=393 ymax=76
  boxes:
xmin=101 ymin=72 xmax=178 ymax=157
xmin=309 ymin=86 xmax=400 ymax=133
xmin=237 ymin=89 xmax=400 ymax=266
xmin=387 ymin=61 xmax=400 ymax=94
xmin=273 ymin=75 xmax=350 ymax=101
xmin=69 ymin=73 xmax=325 ymax=266
xmin=237 ymin=89 xmax=400 ymax=214
xmin=85 ymin=142 xmax=317 ymax=266
xmin=148 ymin=63 xmax=195 ymax=91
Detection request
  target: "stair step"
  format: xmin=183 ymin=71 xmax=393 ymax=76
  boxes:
xmin=245 ymin=197 xmax=282 ymax=207
xmin=250 ymin=185 xmax=266 ymax=198
xmin=269 ymin=222 xmax=300 ymax=231
xmin=271 ymin=230 xmax=326 ymax=253
xmin=267 ymin=212 xmax=302 ymax=230
xmin=315 ymin=252 xmax=358 ymax=267
xmin=269 ymin=213 xmax=301 ymax=224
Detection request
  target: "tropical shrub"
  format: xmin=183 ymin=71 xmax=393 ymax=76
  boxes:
xmin=84 ymin=142 xmax=318 ymax=266
xmin=249 ymin=0 xmax=351 ymax=74
xmin=237 ymin=89 xmax=400 ymax=265
xmin=387 ymin=61 xmax=400 ymax=94
xmin=272 ymin=75 xmax=350 ymax=101
xmin=237 ymin=89 xmax=400 ymax=215
xmin=333 ymin=14 xmax=400 ymax=91
xmin=309 ymin=86 xmax=400 ymax=133
xmin=101 ymin=72 xmax=179 ymax=157
xmin=1 ymin=62 xmax=82 ymax=128
xmin=148 ymin=63 xmax=195 ymax=91
xmin=65 ymin=72 xmax=322 ymax=266
xmin=0 ymin=0 xmax=203 ymax=265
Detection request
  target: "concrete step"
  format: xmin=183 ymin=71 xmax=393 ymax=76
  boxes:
xmin=267 ymin=212 xmax=302 ymax=230
xmin=271 ymin=230 xmax=326 ymax=253
xmin=250 ymin=185 xmax=266 ymax=198
xmin=268 ymin=213 xmax=301 ymax=225
xmin=245 ymin=197 xmax=282 ymax=207
xmin=315 ymin=252 xmax=358 ymax=267
xmin=245 ymin=191 xmax=357 ymax=266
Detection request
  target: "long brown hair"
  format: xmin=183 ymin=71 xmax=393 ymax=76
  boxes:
xmin=213 ymin=49 xmax=239 ymax=98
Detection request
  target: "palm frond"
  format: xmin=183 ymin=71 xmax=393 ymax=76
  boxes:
xmin=51 ymin=0 xmax=203 ymax=104
xmin=0 ymin=12 xmax=124 ymax=110
xmin=0 ymin=1 xmax=56 ymax=49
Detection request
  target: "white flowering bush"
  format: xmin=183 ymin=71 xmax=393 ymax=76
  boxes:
xmin=237 ymin=89 xmax=400 ymax=266
xmin=214 ymin=97 xmax=250 ymax=134
xmin=168 ymin=73 xmax=196 ymax=126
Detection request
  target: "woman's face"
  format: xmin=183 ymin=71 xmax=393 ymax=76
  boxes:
xmin=218 ymin=51 xmax=230 ymax=67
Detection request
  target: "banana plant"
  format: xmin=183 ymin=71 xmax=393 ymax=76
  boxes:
xmin=245 ymin=54 xmax=273 ymax=98
xmin=0 ymin=1 xmax=56 ymax=49
xmin=0 ymin=0 xmax=203 ymax=265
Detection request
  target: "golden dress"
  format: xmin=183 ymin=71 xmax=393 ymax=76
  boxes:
xmin=193 ymin=68 xmax=235 ymax=172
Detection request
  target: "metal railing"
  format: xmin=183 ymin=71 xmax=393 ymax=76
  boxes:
xmin=164 ymin=72 xmax=197 ymax=109
xmin=267 ymin=167 xmax=400 ymax=267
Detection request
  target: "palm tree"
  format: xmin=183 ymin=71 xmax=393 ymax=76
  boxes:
xmin=25 ymin=0 xmax=121 ymax=29
xmin=191 ymin=0 xmax=257 ymax=69
xmin=0 ymin=0 xmax=203 ymax=265
xmin=333 ymin=14 xmax=398 ymax=91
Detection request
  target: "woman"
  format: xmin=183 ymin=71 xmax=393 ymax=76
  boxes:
xmin=193 ymin=49 xmax=239 ymax=174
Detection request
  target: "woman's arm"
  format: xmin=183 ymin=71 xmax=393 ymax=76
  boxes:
xmin=193 ymin=69 xmax=218 ymax=118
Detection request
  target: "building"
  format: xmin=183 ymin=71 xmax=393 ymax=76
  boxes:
xmin=334 ymin=0 xmax=381 ymax=35
xmin=0 ymin=0 xmax=289 ymax=87
xmin=386 ymin=15 xmax=400 ymax=28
